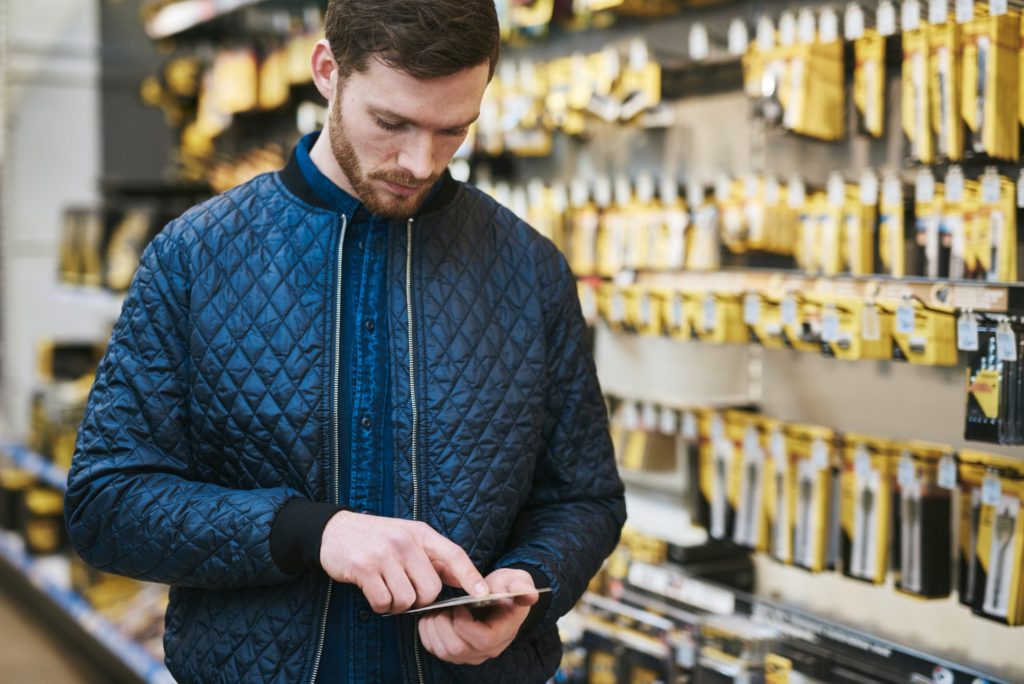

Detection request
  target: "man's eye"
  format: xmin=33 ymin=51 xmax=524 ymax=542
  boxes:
xmin=375 ymin=118 xmax=403 ymax=132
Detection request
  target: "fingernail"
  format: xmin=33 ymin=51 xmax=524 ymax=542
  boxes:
xmin=474 ymin=581 xmax=488 ymax=596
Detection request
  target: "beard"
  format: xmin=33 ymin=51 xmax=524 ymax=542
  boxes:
xmin=328 ymin=90 xmax=439 ymax=219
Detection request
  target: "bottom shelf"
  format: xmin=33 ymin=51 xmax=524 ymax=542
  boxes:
xmin=0 ymin=532 xmax=173 ymax=684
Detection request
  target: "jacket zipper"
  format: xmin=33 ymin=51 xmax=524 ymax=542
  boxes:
xmin=309 ymin=213 xmax=349 ymax=684
xmin=406 ymin=217 xmax=426 ymax=684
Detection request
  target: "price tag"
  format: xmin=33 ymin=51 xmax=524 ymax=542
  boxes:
xmin=689 ymin=22 xmax=710 ymax=61
xmin=797 ymin=8 xmax=817 ymax=43
xmin=896 ymin=302 xmax=916 ymax=334
xmin=743 ymin=293 xmax=762 ymax=325
xmin=990 ymin=0 xmax=1007 ymax=15
xmin=779 ymin=11 xmax=797 ymax=45
xmin=827 ymin=173 xmax=845 ymax=208
xmin=845 ymin=3 xmax=866 ymax=40
xmin=659 ymin=407 xmax=678 ymax=435
xmin=996 ymin=321 xmax=1018 ymax=361
xmin=744 ymin=426 xmax=762 ymax=458
xmin=640 ymin=293 xmax=652 ymax=326
xmin=898 ymin=453 xmax=917 ymax=487
xmin=860 ymin=172 xmax=879 ymax=206
xmin=819 ymin=8 xmax=839 ymax=43
xmin=781 ymin=295 xmax=798 ymax=326
xmin=703 ymin=293 xmax=718 ymax=331
xmin=928 ymin=0 xmax=947 ymax=24
xmin=938 ymin=455 xmax=957 ymax=490
xmin=1017 ymin=170 xmax=1024 ymax=209
xmin=982 ymin=172 xmax=1001 ymax=204
xmin=862 ymin=303 xmax=881 ymax=341
xmin=821 ymin=306 xmax=841 ymax=343
xmin=682 ymin=411 xmax=698 ymax=440
xmin=765 ymin=177 xmax=780 ymax=205
xmin=671 ymin=293 xmax=685 ymax=327
xmin=611 ymin=291 xmax=626 ymax=323
xmin=955 ymin=0 xmax=973 ymax=23
xmin=788 ymin=177 xmax=806 ymax=208
xmin=878 ymin=0 xmax=898 ymax=36
xmin=711 ymin=414 xmax=725 ymax=443
xmin=957 ymin=311 xmax=979 ymax=351
xmin=982 ymin=473 xmax=1002 ymax=506
xmin=687 ymin=179 xmax=704 ymax=209
xmin=811 ymin=440 xmax=830 ymax=469
xmin=902 ymin=0 xmax=922 ymax=31
xmin=855 ymin=446 xmax=872 ymax=478
xmin=916 ymin=170 xmax=935 ymax=203
xmin=715 ymin=175 xmax=731 ymax=203
xmin=757 ymin=17 xmax=776 ymax=51
xmin=580 ymin=285 xmax=598 ymax=323
xmin=641 ymin=402 xmax=658 ymax=429
xmin=883 ymin=174 xmax=902 ymax=206
xmin=622 ymin=402 xmax=640 ymax=431
xmin=771 ymin=430 xmax=786 ymax=462
xmin=728 ymin=18 xmax=749 ymax=55
xmin=946 ymin=166 xmax=964 ymax=203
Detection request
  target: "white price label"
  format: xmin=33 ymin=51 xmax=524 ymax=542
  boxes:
xmin=642 ymin=402 xmax=658 ymax=429
xmin=883 ymin=175 xmax=902 ymax=206
xmin=902 ymin=0 xmax=922 ymax=31
xmin=672 ymin=294 xmax=685 ymax=327
xmin=687 ymin=180 xmax=704 ymax=209
xmin=1018 ymin=171 xmax=1024 ymax=209
xmin=896 ymin=303 xmax=916 ymax=334
xmin=711 ymin=414 xmax=725 ymax=443
xmin=611 ymin=291 xmax=626 ymax=323
xmin=765 ymin=177 xmax=780 ymax=205
xmin=728 ymin=19 xmax=749 ymax=56
xmin=957 ymin=312 xmax=979 ymax=351
xmin=982 ymin=474 xmax=1002 ymax=506
xmin=757 ymin=17 xmax=776 ymax=51
xmin=828 ymin=174 xmax=846 ymax=207
xmin=744 ymin=426 xmax=762 ymax=458
xmin=797 ymin=9 xmax=817 ymax=43
xmin=878 ymin=0 xmax=898 ymax=35
xmin=782 ymin=296 xmax=798 ymax=326
xmin=744 ymin=293 xmax=762 ymax=325
xmin=928 ymin=0 xmax=947 ymax=24
xmin=682 ymin=411 xmax=698 ymax=440
xmin=703 ymin=294 xmax=718 ymax=331
xmin=862 ymin=304 xmax=881 ymax=341
xmin=715 ymin=175 xmax=731 ymax=203
xmin=898 ymin=454 xmax=917 ymax=487
xmin=659 ymin=407 xmax=679 ymax=435
xmin=946 ymin=167 xmax=965 ymax=203
xmin=955 ymin=0 xmax=973 ymax=23
xmin=860 ymin=172 xmax=879 ymax=206
xmin=855 ymin=446 xmax=872 ymax=478
xmin=821 ymin=307 xmax=841 ymax=343
xmin=982 ymin=173 xmax=1001 ymax=204
xmin=938 ymin=455 xmax=958 ymax=490
xmin=819 ymin=8 xmax=839 ymax=43
xmin=771 ymin=430 xmax=786 ymax=462
xmin=788 ymin=178 xmax=806 ymax=208
xmin=916 ymin=170 xmax=935 ymax=203
xmin=622 ymin=403 xmax=640 ymax=431
xmin=845 ymin=3 xmax=866 ymax=40
xmin=990 ymin=0 xmax=1007 ymax=15
xmin=811 ymin=440 xmax=830 ymax=469
xmin=640 ymin=293 xmax=652 ymax=326
xmin=997 ymin=324 xmax=1018 ymax=361
xmin=689 ymin=22 xmax=711 ymax=61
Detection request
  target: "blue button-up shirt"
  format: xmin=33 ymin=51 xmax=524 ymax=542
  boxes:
xmin=295 ymin=132 xmax=400 ymax=683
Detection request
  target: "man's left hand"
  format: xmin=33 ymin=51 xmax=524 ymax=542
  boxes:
xmin=418 ymin=568 xmax=539 ymax=666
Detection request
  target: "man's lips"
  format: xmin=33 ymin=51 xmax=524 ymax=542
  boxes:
xmin=381 ymin=179 xmax=423 ymax=198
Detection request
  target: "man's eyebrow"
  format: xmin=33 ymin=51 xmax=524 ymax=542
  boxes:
xmin=369 ymin=106 xmax=479 ymax=131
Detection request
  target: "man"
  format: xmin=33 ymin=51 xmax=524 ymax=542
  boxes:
xmin=64 ymin=1 xmax=625 ymax=682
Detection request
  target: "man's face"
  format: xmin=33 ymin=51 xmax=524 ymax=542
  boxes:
xmin=328 ymin=57 xmax=489 ymax=218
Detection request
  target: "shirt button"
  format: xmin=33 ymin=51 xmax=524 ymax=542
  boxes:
xmin=365 ymin=320 xmax=375 ymax=332
xmin=361 ymin=416 xmax=372 ymax=429
xmin=358 ymin=609 xmax=370 ymax=622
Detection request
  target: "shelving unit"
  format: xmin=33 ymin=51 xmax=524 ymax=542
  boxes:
xmin=0 ymin=442 xmax=172 ymax=684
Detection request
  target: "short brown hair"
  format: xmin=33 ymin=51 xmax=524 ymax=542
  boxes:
xmin=324 ymin=0 xmax=500 ymax=81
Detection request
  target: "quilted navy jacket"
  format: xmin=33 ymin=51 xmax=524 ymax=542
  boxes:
xmin=64 ymin=153 xmax=626 ymax=683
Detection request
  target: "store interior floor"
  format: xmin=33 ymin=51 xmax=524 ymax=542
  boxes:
xmin=0 ymin=584 xmax=104 ymax=683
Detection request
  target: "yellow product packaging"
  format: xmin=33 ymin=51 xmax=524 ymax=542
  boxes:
xmin=764 ymin=420 xmax=794 ymax=564
xmin=744 ymin=291 xmax=788 ymax=350
xmin=879 ymin=175 xmax=907 ymax=276
xmin=720 ymin=179 xmax=749 ymax=255
xmin=913 ymin=177 xmax=946 ymax=278
xmin=731 ymin=415 xmax=771 ymax=552
xmin=692 ymin=291 xmax=747 ymax=344
xmin=842 ymin=183 xmax=877 ymax=276
xmin=902 ymin=27 xmax=935 ymax=163
xmin=697 ymin=412 xmax=740 ymax=541
xmin=881 ymin=297 xmax=957 ymax=365
xmin=614 ymin=401 xmax=677 ymax=473
xmin=894 ymin=442 xmax=956 ymax=598
xmin=929 ymin=20 xmax=963 ymax=161
xmin=597 ymin=181 xmax=628 ymax=278
xmin=623 ymin=176 xmax=654 ymax=271
xmin=655 ymin=179 xmax=689 ymax=271
xmin=958 ymin=450 xmax=1024 ymax=624
xmin=854 ymin=30 xmax=887 ymax=138
xmin=765 ymin=653 xmax=794 ymax=683
xmin=568 ymin=179 xmax=600 ymax=276
xmin=577 ymin=279 xmax=600 ymax=328
xmin=783 ymin=38 xmax=845 ymax=141
xmin=687 ymin=196 xmax=721 ymax=271
xmin=257 ymin=47 xmax=289 ymax=111
xmin=787 ymin=424 xmax=835 ymax=573
xmin=840 ymin=434 xmax=896 ymax=584
xmin=819 ymin=180 xmax=847 ymax=276
xmin=662 ymin=289 xmax=692 ymax=340
xmin=943 ymin=172 xmax=972 ymax=279
xmin=961 ymin=10 xmax=1020 ymax=161
xmin=795 ymin=193 xmax=826 ymax=273
xmin=616 ymin=43 xmax=662 ymax=121
xmin=970 ymin=172 xmax=1017 ymax=282
xmin=814 ymin=295 xmax=892 ymax=361
xmin=742 ymin=44 xmax=766 ymax=99
xmin=781 ymin=293 xmax=823 ymax=353
xmin=626 ymin=285 xmax=665 ymax=337
xmin=597 ymin=282 xmax=629 ymax=333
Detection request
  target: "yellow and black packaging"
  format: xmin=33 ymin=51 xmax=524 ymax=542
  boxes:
xmin=692 ymin=291 xmax=747 ymax=345
xmin=788 ymin=424 xmax=835 ymax=573
xmin=815 ymin=295 xmax=893 ymax=361
xmin=765 ymin=421 xmax=795 ymax=565
xmin=853 ymin=30 xmax=887 ymax=138
xmin=929 ymin=19 xmax=963 ymax=161
xmin=782 ymin=33 xmax=845 ymax=141
xmin=881 ymin=298 xmax=958 ymax=366
xmin=968 ymin=173 xmax=1017 ymax=282
xmin=745 ymin=292 xmax=789 ymax=350
xmin=961 ymin=9 xmax=1020 ymax=161
xmin=903 ymin=26 xmax=935 ymax=163
xmin=698 ymin=411 xmax=756 ymax=542
xmin=17 ymin=486 xmax=67 ymax=556
xmin=840 ymin=435 xmax=896 ymax=584
xmin=732 ymin=417 xmax=770 ymax=551
xmin=879 ymin=177 xmax=908 ymax=276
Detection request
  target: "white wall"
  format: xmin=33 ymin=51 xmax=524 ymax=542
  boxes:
xmin=1 ymin=0 xmax=110 ymax=439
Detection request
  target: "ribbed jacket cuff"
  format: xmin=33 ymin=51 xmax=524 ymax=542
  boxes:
xmin=269 ymin=498 xmax=345 ymax=575
xmin=505 ymin=563 xmax=552 ymax=638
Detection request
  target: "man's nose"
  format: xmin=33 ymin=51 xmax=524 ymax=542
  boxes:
xmin=398 ymin=133 xmax=435 ymax=182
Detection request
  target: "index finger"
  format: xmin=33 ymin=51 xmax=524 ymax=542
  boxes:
xmin=422 ymin=534 xmax=488 ymax=597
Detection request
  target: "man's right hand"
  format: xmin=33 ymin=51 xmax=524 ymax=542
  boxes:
xmin=319 ymin=511 xmax=488 ymax=614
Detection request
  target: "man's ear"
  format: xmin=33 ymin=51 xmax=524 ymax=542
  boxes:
xmin=311 ymin=39 xmax=337 ymax=101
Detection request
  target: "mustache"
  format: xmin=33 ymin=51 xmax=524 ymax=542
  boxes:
xmin=368 ymin=168 xmax=439 ymax=189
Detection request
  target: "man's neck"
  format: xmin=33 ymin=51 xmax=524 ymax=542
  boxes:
xmin=308 ymin=130 xmax=361 ymax=199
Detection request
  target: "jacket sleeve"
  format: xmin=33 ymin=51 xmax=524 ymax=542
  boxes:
xmin=64 ymin=228 xmax=308 ymax=589
xmin=495 ymin=246 xmax=626 ymax=634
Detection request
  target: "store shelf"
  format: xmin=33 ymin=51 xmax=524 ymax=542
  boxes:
xmin=0 ymin=441 xmax=69 ymax=491
xmin=51 ymin=286 xmax=125 ymax=321
xmin=144 ymin=0 xmax=267 ymax=39
xmin=0 ymin=532 xmax=173 ymax=684
xmin=624 ymin=560 xmax=1013 ymax=684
